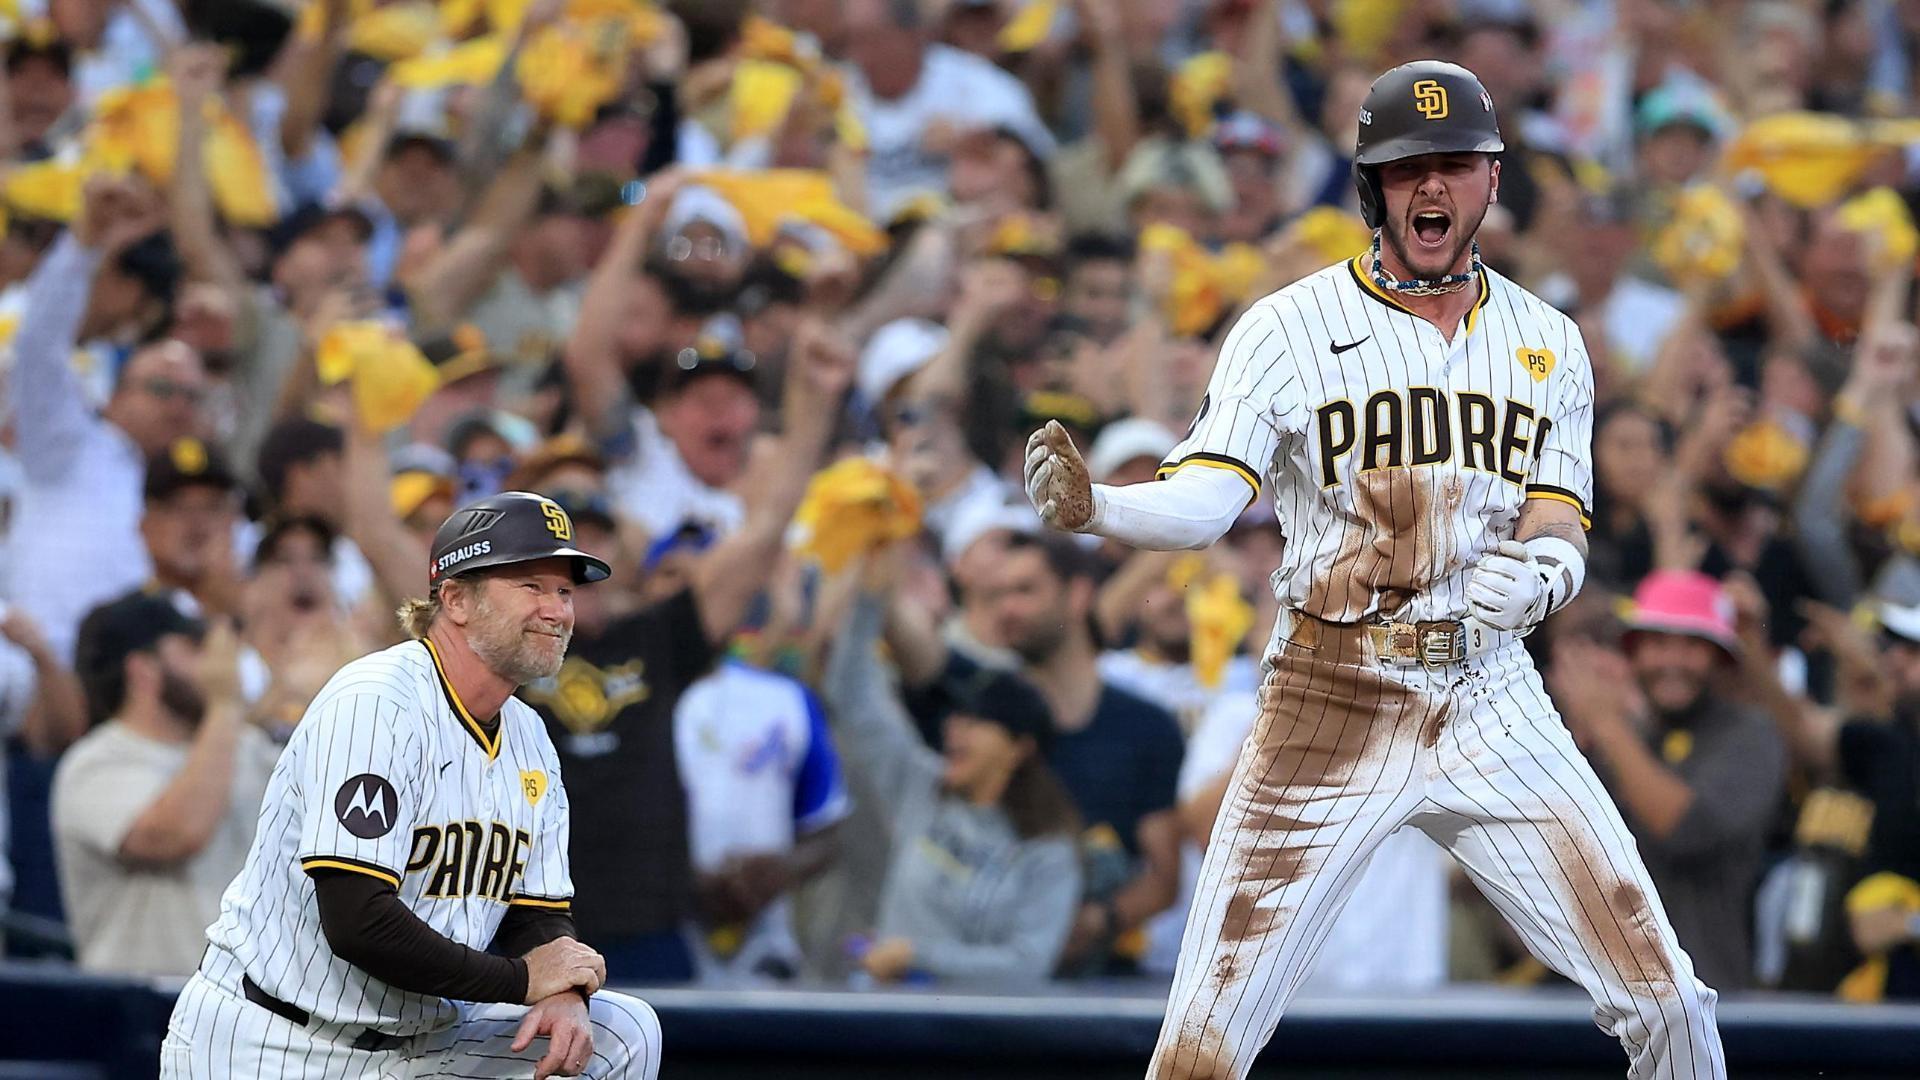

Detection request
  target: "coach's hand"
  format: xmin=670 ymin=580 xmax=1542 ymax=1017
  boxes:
xmin=1465 ymin=541 xmax=1548 ymax=631
xmin=524 ymin=938 xmax=606 ymax=1003
xmin=512 ymin=991 xmax=594 ymax=1079
xmin=1024 ymin=420 xmax=1094 ymax=531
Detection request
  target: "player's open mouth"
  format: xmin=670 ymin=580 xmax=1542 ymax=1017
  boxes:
xmin=1412 ymin=210 xmax=1451 ymax=249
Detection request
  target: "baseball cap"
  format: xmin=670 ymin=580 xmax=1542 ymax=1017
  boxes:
xmin=643 ymin=521 xmax=716 ymax=572
xmin=1636 ymin=83 xmax=1731 ymax=142
xmin=416 ymin=324 xmax=500 ymax=386
xmin=547 ymin=489 xmax=619 ymax=536
xmin=661 ymin=335 xmax=758 ymax=394
xmin=388 ymin=128 xmax=457 ymax=164
xmin=941 ymin=495 xmax=1040 ymax=566
xmin=1118 ymin=139 xmax=1235 ymax=214
xmin=74 ymin=589 xmax=207 ymax=723
xmin=660 ymin=185 xmax=749 ymax=255
xmin=1621 ymin=570 xmax=1739 ymax=658
xmin=858 ymin=318 xmax=950 ymax=405
xmin=389 ymin=443 xmax=457 ymax=520
xmin=145 ymin=437 xmax=239 ymax=502
xmin=4 ymin=20 xmax=73 ymax=75
xmin=428 ymin=490 xmax=612 ymax=584
xmin=942 ymin=665 xmax=1056 ymax=751
xmin=1016 ymin=389 xmax=1103 ymax=438
xmin=505 ymin=434 xmax=606 ymax=493
xmin=1879 ymin=600 xmax=1920 ymax=646
xmin=266 ymin=200 xmax=374 ymax=260
xmin=1086 ymin=418 xmax=1179 ymax=484
xmin=1214 ymin=110 xmax=1287 ymax=158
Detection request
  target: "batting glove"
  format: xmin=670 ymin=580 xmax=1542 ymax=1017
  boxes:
xmin=1023 ymin=420 xmax=1095 ymax=531
xmin=1465 ymin=540 xmax=1549 ymax=631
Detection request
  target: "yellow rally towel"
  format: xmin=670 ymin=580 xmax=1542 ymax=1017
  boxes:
xmin=389 ymin=34 xmax=511 ymax=90
xmin=729 ymin=15 xmax=857 ymax=151
xmin=1170 ymin=52 xmax=1232 ymax=138
xmin=1652 ymin=184 xmax=1744 ymax=285
xmin=84 ymin=79 xmax=280 ymax=226
xmin=317 ymin=322 xmax=442 ymax=433
xmin=346 ymin=1 xmax=444 ymax=60
xmin=1836 ymin=186 xmax=1919 ymax=273
xmin=1332 ymin=0 xmax=1406 ymax=64
xmin=1168 ymin=555 xmax=1254 ymax=690
xmin=483 ymin=0 xmax=664 ymax=42
xmin=3 ymin=158 xmax=85 ymax=222
xmin=998 ymin=0 xmax=1059 ymax=53
xmin=517 ymin=18 xmax=630 ymax=129
xmin=1282 ymin=206 xmax=1375 ymax=267
xmin=1723 ymin=112 xmax=1886 ymax=209
xmin=788 ymin=458 xmax=923 ymax=572
xmin=1139 ymin=223 xmax=1265 ymax=337
xmin=728 ymin=59 xmax=804 ymax=143
xmin=690 ymin=169 xmax=887 ymax=257
xmin=1838 ymin=872 xmax=1920 ymax=1003
xmin=1721 ymin=418 xmax=1808 ymax=492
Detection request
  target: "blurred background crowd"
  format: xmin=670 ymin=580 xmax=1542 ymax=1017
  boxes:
xmin=0 ymin=0 xmax=1919 ymax=1008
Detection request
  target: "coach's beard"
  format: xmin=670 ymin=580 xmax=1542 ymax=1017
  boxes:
xmin=468 ymin=597 xmax=571 ymax=685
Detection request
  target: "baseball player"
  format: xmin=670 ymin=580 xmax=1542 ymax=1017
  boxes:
xmin=161 ymin=492 xmax=661 ymax=1079
xmin=1025 ymin=61 xmax=1725 ymax=1080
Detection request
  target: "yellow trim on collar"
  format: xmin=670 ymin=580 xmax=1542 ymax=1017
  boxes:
xmin=1347 ymin=254 xmax=1492 ymax=335
xmin=423 ymin=637 xmax=501 ymax=761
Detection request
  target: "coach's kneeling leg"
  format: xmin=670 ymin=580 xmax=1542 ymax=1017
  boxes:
xmin=583 ymin=991 xmax=662 ymax=1080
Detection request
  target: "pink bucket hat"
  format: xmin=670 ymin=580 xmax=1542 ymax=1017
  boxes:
xmin=1622 ymin=570 xmax=1740 ymax=658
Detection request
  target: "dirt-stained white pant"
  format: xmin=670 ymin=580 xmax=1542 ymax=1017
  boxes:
xmin=161 ymin=948 xmax=662 ymax=1080
xmin=1149 ymin=621 xmax=1725 ymax=1080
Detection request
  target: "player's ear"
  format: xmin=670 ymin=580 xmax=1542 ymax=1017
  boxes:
xmin=439 ymin=577 xmax=474 ymax=626
xmin=1488 ymin=158 xmax=1501 ymax=205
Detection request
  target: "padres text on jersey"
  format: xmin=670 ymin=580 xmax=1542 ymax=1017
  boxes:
xmin=1159 ymin=255 xmax=1593 ymax=624
xmin=201 ymin=639 xmax=573 ymax=1035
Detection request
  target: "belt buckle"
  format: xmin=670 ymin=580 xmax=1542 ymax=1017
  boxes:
xmin=1417 ymin=622 xmax=1465 ymax=668
xmin=1372 ymin=621 xmax=1416 ymax=665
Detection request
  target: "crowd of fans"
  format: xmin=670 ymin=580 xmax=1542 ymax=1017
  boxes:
xmin=0 ymin=0 xmax=1916 ymax=1006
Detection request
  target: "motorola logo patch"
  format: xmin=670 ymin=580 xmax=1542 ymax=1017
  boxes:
xmin=335 ymin=774 xmax=400 ymax=839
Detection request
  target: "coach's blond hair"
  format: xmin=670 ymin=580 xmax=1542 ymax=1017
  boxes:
xmin=396 ymin=596 xmax=440 ymax=639
xmin=396 ymin=574 xmax=482 ymax=639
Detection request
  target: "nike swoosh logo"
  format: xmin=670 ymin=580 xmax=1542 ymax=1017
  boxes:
xmin=440 ymin=761 xmax=455 ymax=774
xmin=1330 ymin=337 xmax=1370 ymax=354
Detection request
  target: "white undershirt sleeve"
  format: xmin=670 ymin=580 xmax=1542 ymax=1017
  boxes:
xmin=1084 ymin=467 xmax=1253 ymax=551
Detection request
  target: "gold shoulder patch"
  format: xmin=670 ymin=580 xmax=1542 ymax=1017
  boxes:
xmin=521 ymin=770 xmax=547 ymax=806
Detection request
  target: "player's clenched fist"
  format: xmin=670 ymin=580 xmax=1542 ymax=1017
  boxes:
xmin=1465 ymin=540 xmax=1549 ymax=631
xmin=523 ymin=937 xmax=607 ymax=1003
xmin=1024 ymin=420 xmax=1094 ymax=531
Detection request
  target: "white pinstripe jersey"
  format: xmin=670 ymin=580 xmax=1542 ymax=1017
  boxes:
xmin=1160 ymin=254 xmax=1594 ymax=625
xmin=203 ymin=639 xmax=573 ymax=1034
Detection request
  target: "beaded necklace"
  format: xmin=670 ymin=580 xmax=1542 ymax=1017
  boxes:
xmin=1368 ymin=234 xmax=1481 ymax=297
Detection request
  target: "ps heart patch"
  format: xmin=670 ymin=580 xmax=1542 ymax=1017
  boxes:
xmin=1516 ymin=348 xmax=1555 ymax=382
